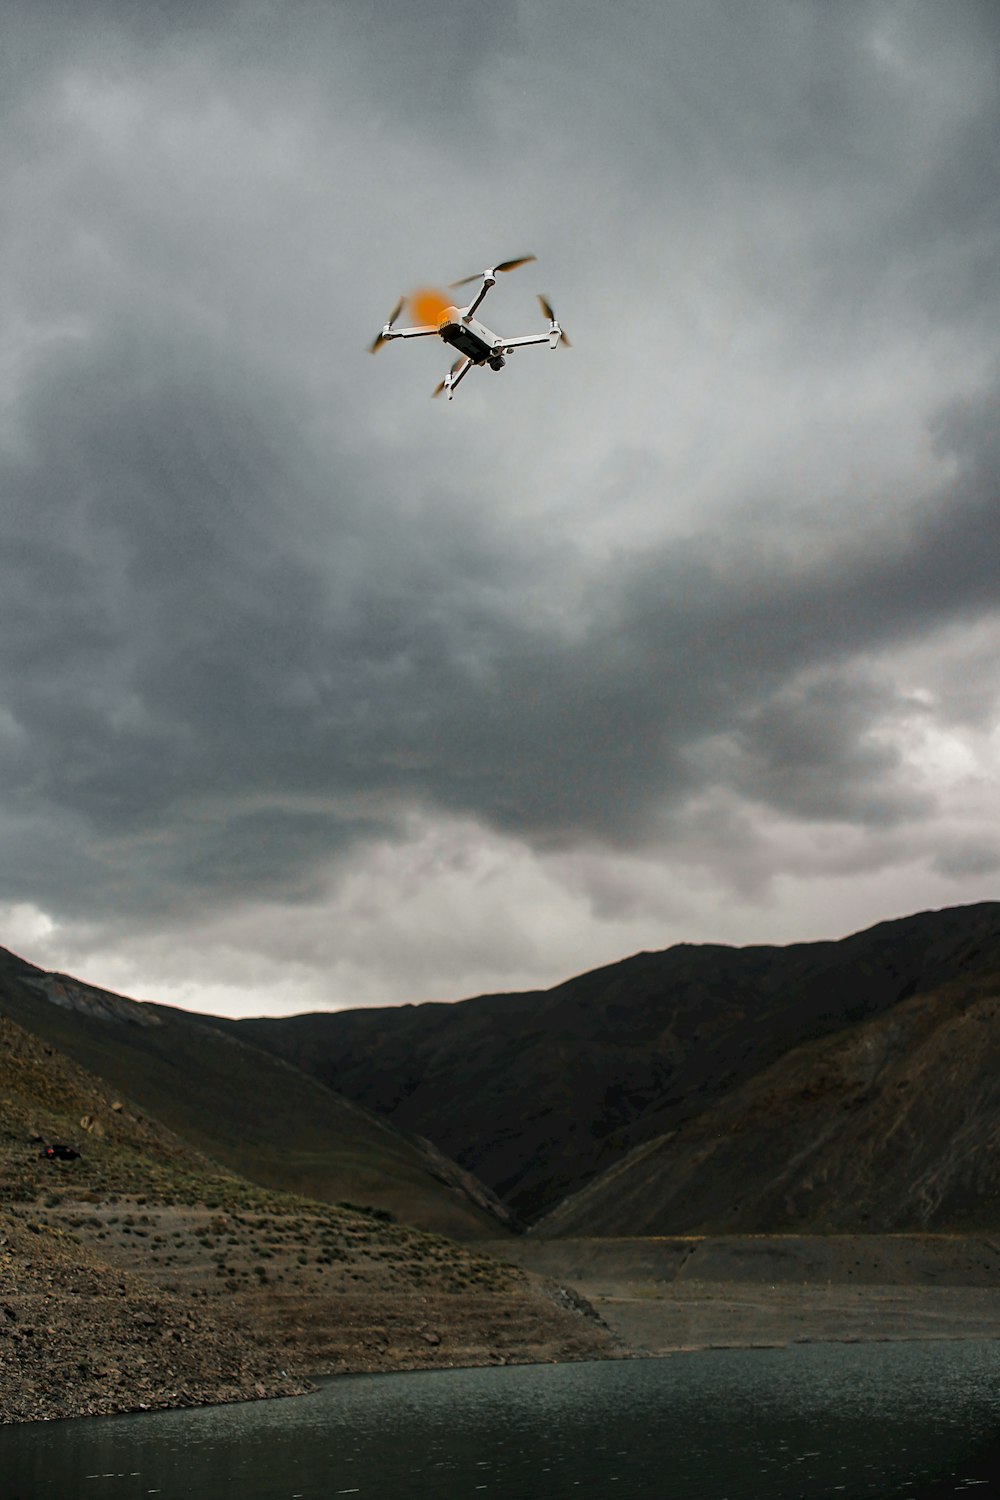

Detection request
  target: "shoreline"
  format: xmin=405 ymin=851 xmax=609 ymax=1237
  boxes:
xmin=592 ymin=1282 xmax=1000 ymax=1356
xmin=12 ymin=1314 xmax=1000 ymax=1430
xmin=8 ymin=1227 xmax=1000 ymax=1425
xmin=481 ymin=1234 xmax=1000 ymax=1360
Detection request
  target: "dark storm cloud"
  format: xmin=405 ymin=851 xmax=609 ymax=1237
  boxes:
xmin=1 ymin=0 xmax=999 ymax=970
xmin=0 ymin=302 xmax=552 ymax=912
xmin=1 ymin=0 xmax=519 ymax=134
xmin=416 ymin=402 xmax=999 ymax=844
xmin=4 ymin=316 xmax=996 ymax=920
xmin=722 ymin=673 xmax=931 ymax=828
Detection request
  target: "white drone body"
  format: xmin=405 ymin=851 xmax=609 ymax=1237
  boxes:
xmin=369 ymin=255 xmax=570 ymax=400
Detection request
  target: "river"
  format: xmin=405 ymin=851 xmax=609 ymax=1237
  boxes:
xmin=4 ymin=1341 xmax=1000 ymax=1499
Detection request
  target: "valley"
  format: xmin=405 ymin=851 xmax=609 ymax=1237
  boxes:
xmin=4 ymin=900 xmax=1000 ymax=1425
xmin=225 ymin=902 xmax=1000 ymax=1231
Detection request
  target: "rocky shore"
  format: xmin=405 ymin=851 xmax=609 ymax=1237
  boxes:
xmin=8 ymin=1218 xmax=1000 ymax=1425
xmin=0 ymin=1205 xmax=624 ymax=1424
xmin=0 ymin=1215 xmax=309 ymax=1422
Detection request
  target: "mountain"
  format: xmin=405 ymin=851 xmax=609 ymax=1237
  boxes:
xmin=223 ymin=903 xmax=1000 ymax=1223
xmin=535 ymin=966 xmax=1000 ymax=1235
xmin=0 ymin=945 xmax=515 ymax=1239
xmin=6 ymin=901 xmax=1000 ymax=1240
xmin=0 ymin=1011 xmax=620 ymax=1421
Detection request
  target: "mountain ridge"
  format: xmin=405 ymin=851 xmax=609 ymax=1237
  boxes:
xmin=0 ymin=943 xmax=516 ymax=1238
xmin=223 ymin=901 xmax=1000 ymax=1223
xmin=6 ymin=901 xmax=1000 ymax=1237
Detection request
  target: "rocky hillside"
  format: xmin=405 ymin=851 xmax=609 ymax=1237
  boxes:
xmin=0 ymin=1015 xmax=623 ymax=1422
xmin=535 ymin=968 xmax=1000 ymax=1235
xmin=224 ymin=903 xmax=1000 ymax=1222
xmin=0 ymin=947 xmax=515 ymax=1239
xmin=0 ymin=1210 xmax=307 ymax=1422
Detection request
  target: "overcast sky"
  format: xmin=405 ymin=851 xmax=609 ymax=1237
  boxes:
xmin=2 ymin=0 xmax=998 ymax=1018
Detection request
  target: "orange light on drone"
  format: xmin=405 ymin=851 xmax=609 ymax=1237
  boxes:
xmin=410 ymin=288 xmax=453 ymax=326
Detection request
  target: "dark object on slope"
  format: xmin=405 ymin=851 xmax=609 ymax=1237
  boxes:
xmin=41 ymin=1143 xmax=80 ymax=1161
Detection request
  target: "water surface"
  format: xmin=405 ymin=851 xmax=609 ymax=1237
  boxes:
xmin=4 ymin=1341 xmax=1000 ymax=1499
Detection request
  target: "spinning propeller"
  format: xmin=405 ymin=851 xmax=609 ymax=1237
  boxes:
xmin=450 ymin=255 xmax=536 ymax=289
xmin=368 ymin=297 xmax=405 ymax=354
xmin=538 ymin=295 xmax=571 ymax=347
xmin=410 ymin=288 xmax=453 ymax=326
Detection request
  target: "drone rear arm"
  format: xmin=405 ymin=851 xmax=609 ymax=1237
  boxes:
xmin=447 ymin=358 xmax=474 ymax=399
xmin=384 ymin=324 xmax=442 ymax=341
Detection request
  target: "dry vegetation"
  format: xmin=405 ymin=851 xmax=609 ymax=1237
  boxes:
xmin=0 ymin=1015 xmax=623 ymax=1422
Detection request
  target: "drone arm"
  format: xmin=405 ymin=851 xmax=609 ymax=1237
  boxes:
xmin=498 ymin=333 xmax=552 ymax=350
xmin=445 ymin=358 xmax=473 ymax=401
xmin=464 ymin=276 xmax=495 ymax=320
xmin=432 ymin=356 xmax=473 ymax=400
xmin=384 ymin=324 xmax=442 ymax=341
xmin=450 ymin=357 xmax=473 ymax=391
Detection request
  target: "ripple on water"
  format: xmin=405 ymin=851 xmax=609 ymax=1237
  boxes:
xmin=2 ymin=1341 xmax=1000 ymax=1499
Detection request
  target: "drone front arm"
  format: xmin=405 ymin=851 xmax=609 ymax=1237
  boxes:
xmin=464 ymin=276 xmax=496 ymax=321
xmin=499 ymin=333 xmax=552 ymax=351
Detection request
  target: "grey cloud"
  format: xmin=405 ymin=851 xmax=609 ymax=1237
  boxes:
xmin=2 ymin=0 xmax=999 ymax=992
xmin=2 ymin=0 xmax=520 ymax=141
xmin=721 ymin=673 xmax=931 ymax=827
xmin=146 ymin=805 xmax=385 ymax=912
xmin=3 ymin=303 xmax=999 ymax=919
xmin=933 ymin=843 xmax=1000 ymax=881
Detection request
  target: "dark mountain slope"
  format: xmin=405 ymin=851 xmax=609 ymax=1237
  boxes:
xmin=225 ymin=903 xmax=1000 ymax=1220
xmin=0 ymin=1008 xmax=235 ymax=1202
xmin=0 ymin=946 xmax=515 ymax=1238
xmin=535 ymin=967 xmax=1000 ymax=1235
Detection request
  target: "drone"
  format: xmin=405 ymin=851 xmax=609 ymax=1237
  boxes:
xmin=368 ymin=254 xmax=570 ymax=400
